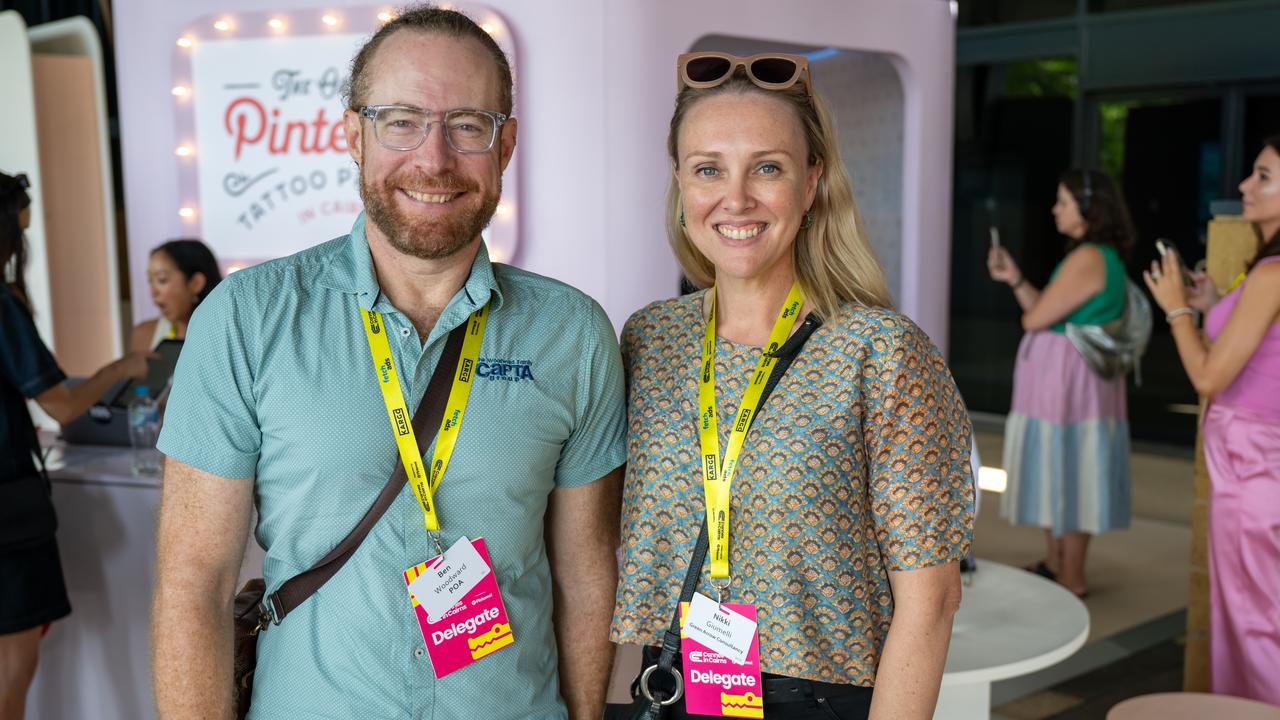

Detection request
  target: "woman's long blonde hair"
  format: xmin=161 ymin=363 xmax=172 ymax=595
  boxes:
xmin=665 ymin=72 xmax=893 ymax=318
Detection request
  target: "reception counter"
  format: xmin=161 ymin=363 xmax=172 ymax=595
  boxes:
xmin=25 ymin=440 xmax=264 ymax=720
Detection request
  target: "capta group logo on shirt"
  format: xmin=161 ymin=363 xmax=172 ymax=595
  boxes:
xmin=475 ymin=358 xmax=535 ymax=383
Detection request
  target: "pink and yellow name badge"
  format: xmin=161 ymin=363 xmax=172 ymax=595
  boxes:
xmin=680 ymin=597 xmax=764 ymax=719
xmin=403 ymin=538 xmax=516 ymax=678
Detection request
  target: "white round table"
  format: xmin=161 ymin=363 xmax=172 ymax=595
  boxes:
xmin=934 ymin=560 xmax=1090 ymax=720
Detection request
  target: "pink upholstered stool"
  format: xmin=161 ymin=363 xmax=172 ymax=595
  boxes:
xmin=1108 ymin=693 xmax=1280 ymax=720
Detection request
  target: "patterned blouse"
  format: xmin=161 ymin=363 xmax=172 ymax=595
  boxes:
xmin=610 ymin=292 xmax=975 ymax=685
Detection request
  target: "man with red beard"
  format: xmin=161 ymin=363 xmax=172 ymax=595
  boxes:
xmin=151 ymin=7 xmax=625 ymax=720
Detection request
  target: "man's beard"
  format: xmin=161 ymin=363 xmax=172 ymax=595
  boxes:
xmin=359 ymin=165 xmax=500 ymax=260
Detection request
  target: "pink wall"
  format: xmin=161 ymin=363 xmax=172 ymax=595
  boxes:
xmin=115 ymin=0 xmax=956 ymax=349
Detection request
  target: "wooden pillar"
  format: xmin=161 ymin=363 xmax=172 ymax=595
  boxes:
xmin=1184 ymin=214 xmax=1258 ymax=691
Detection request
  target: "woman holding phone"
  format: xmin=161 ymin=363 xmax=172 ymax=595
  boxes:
xmin=987 ymin=169 xmax=1136 ymax=598
xmin=1144 ymin=135 xmax=1280 ymax=705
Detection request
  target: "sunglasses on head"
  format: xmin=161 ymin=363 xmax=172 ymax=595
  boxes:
xmin=677 ymin=52 xmax=812 ymax=97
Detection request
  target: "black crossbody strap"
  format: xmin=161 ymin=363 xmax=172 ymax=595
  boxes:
xmin=637 ymin=313 xmax=822 ymax=716
xmin=268 ymin=321 xmax=468 ymax=621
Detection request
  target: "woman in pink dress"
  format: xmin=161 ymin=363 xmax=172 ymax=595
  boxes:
xmin=1145 ymin=134 xmax=1280 ymax=705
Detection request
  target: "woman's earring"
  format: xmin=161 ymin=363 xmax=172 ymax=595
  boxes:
xmin=800 ymin=210 xmax=814 ymax=229
xmin=679 ymin=211 xmax=686 ymax=228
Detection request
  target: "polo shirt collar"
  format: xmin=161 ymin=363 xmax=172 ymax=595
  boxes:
xmin=318 ymin=213 xmax=505 ymax=317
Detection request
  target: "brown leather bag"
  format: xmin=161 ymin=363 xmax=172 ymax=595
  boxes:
xmin=229 ymin=323 xmax=466 ymax=718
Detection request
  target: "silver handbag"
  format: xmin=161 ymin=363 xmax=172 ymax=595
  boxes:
xmin=1064 ymin=278 xmax=1153 ymax=384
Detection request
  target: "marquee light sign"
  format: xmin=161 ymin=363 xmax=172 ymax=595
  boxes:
xmin=170 ymin=6 xmax=519 ymax=270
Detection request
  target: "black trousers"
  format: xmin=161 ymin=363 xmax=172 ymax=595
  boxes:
xmin=604 ymin=647 xmax=873 ymax=720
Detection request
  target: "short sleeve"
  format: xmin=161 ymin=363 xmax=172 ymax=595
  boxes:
xmin=553 ymin=299 xmax=627 ymax=488
xmin=157 ymin=277 xmax=261 ymax=479
xmin=0 ymin=286 xmax=65 ymax=398
xmin=860 ymin=317 xmax=974 ymax=571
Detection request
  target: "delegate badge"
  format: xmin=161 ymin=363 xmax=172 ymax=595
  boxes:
xmin=680 ymin=595 xmax=763 ymax=718
xmin=403 ymin=537 xmax=515 ymax=678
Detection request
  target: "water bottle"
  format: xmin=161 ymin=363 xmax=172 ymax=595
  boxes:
xmin=127 ymin=385 xmax=162 ymax=478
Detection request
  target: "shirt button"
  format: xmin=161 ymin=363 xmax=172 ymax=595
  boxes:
xmin=400 ymin=327 xmax=412 ymax=338
xmin=415 ymin=647 xmax=425 ymax=658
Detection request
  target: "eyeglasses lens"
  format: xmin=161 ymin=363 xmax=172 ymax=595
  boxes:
xmin=375 ymin=108 xmax=497 ymax=153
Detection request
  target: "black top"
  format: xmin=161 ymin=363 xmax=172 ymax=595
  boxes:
xmin=0 ymin=284 xmax=65 ymax=484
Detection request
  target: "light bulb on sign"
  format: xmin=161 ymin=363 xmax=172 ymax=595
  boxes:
xmin=213 ymin=19 xmax=232 ymax=32
xmin=178 ymin=207 xmax=196 ymax=220
xmin=322 ymin=14 xmax=339 ymax=27
xmin=176 ymin=37 xmax=194 ymax=49
xmin=496 ymin=202 xmax=512 ymax=217
xmin=171 ymin=85 xmax=190 ymax=97
xmin=481 ymin=22 xmax=496 ymax=35
xmin=175 ymin=145 xmax=193 ymax=157
xmin=268 ymin=18 xmax=285 ymax=31
xmin=226 ymin=265 xmax=244 ymax=274
xmin=377 ymin=11 xmax=394 ymax=23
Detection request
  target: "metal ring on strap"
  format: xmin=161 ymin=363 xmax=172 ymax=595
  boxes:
xmin=638 ymin=664 xmax=684 ymax=705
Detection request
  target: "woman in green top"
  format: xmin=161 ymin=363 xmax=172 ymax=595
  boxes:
xmin=986 ymin=169 xmax=1137 ymax=598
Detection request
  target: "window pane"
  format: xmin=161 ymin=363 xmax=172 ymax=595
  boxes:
xmin=958 ymin=0 xmax=1076 ymax=27
xmin=1089 ymin=0 xmax=1237 ymax=12
xmin=1243 ymin=93 xmax=1280 ymax=175
xmin=949 ymin=59 xmax=1076 ymax=415
xmin=1096 ymin=95 xmax=1221 ymax=442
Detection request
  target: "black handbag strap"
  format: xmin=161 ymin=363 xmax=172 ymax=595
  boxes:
xmin=267 ymin=321 xmax=468 ymax=622
xmin=636 ymin=312 xmax=821 ymax=716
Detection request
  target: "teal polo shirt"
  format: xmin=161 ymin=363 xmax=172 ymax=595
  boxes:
xmin=158 ymin=215 xmax=627 ymax=719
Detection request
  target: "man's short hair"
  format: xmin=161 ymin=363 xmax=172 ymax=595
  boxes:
xmin=343 ymin=4 xmax=514 ymax=115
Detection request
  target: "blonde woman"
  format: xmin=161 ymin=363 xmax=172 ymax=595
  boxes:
xmin=609 ymin=53 xmax=975 ymax=720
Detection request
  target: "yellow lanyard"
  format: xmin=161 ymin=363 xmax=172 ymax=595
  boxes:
xmin=361 ymin=304 xmax=488 ymax=534
xmin=697 ymin=282 xmax=804 ymax=581
xmin=167 ymin=323 xmax=178 ymax=340
xmin=1227 ymin=271 xmax=1247 ymax=293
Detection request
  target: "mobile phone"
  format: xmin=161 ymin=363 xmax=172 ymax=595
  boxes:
xmin=1155 ymin=239 xmax=1194 ymax=285
xmin=989 ymin=226 xmax=1001 ymax=248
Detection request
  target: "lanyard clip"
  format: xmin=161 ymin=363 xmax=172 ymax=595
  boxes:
xmin=431 ymin=531 xmax=446 ymax=557
xmin=713 ymin=578 xmax=732 ymax=608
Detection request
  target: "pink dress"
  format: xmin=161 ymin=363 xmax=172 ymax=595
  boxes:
xmin=1202 ymin=255 xmax=1280 ymax=705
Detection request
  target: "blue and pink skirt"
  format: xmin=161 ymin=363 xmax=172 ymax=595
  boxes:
xmin=1000 ymin=330 xmax=1131 ymax=535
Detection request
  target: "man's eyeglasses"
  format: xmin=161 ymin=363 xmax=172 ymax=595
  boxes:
xmin=358 ymin=105 xmax=509 ymax=154
xmin=677 ymin=52 xmax=812 ymax=98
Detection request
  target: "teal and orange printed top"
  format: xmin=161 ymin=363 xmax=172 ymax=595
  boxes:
xmin=609 ymin=292 xmax=975 ymax=686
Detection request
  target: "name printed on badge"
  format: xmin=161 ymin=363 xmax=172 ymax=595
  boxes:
xmin=683 ymin=592 xmax=757 ymax=665
xmin=407 ymin=536 xmax=490 ymax=622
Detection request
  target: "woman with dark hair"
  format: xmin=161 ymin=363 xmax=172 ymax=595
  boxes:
xmin=127 ymin=239 xmax=222 ymax=352
xmin=1145 ymin=135 xmax=1280 ymax=705
xmin=0 ymin=171 xmax=149 ymax=718
xmin=987 ymin=169 xmax=1137 ymax=598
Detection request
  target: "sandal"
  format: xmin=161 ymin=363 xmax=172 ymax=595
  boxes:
xmin=1023 ymin=560 xmax=1057 ymax=582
